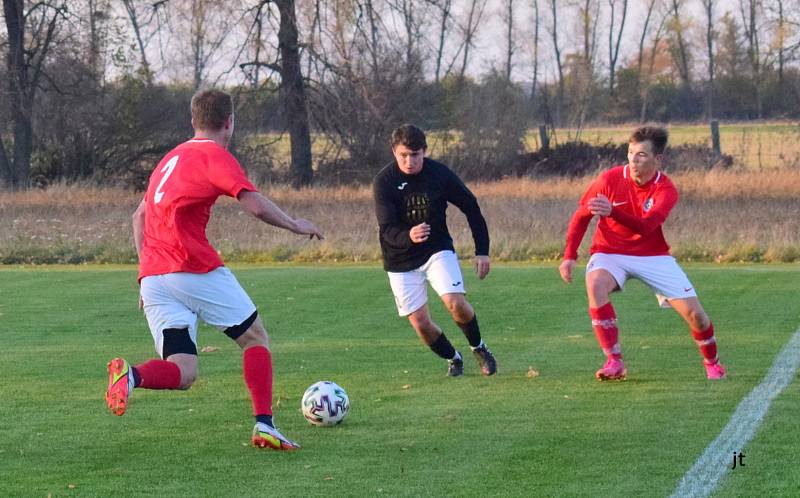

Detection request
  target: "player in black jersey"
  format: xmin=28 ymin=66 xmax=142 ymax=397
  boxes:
xmin=373 ymin=124 xmax=497 ymax=376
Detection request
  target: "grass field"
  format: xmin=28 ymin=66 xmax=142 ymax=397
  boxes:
xmin=1 ymin=264 xmax=799 ymax=497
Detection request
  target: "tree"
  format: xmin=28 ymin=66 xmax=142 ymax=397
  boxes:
xmin=547 ymin=0 xmax=564 ymax=125
xmin=1 ymin=0 xmax=68 ymax=189
xmin=740 ymin=0 xmax=764 ymax=118
xmin=275 ymin=0 xmax=312 ymax=187
xmin=501 ymin=0 xmax=516 ymax=81
xmin=457 ymin=0 xmax=488 ymax=80
xmin=178 ymin=0 xmax=239 ymax=90
xmin=607 ymin=0 xmax=628 ymax=97
xmin=667 ymin=0 xmax=691 ymax=87
xmin=530 ymin=0 xmax=541 ymax=106
xmin=119 ymin=0 xmax=166 ymax=84
xmin=429 ymin=0 xmax=452 ymax=83
xmin=701 ymin=0 xmax=716 ymax=119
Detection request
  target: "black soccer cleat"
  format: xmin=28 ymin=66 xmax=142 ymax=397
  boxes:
xmin=472 ymin=345 xmax=497 ymax=376
xmin=447 ymin=356 xmax=464 ymax=377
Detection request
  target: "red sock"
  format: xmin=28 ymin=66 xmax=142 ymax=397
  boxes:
xmin=135 ymin=359 xmax=182 ymax=389
xmin=692 ymin=322 xmax=718 ymax=364
xmin=589 ymin=303 xmax=622 ymax=360
xmin=243 ymin=346 xmax=273 ymax=416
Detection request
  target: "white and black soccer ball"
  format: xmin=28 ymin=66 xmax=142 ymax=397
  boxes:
xmin=301 ymin=380 xmax=350 ymax=426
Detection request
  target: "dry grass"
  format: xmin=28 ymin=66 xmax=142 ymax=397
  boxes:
xmin=2 ymin=169 xmax=799 ymax=264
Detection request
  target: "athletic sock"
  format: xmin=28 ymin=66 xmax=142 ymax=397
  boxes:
xmin=455 ymin=315 xmax=482 ymax=348
xmin=429 ymin=333 xmax=457 ymax=360
xmin=691 ymin=322 xmax=718 ymax=364
xmin=589 ymin=303 xmax=622 ymax=360
xmin=131 ymin=366 xmax=142 ymax=388
xmin=134 ymin=359 xmax=182 ymax=389
xmin=255 ymin=414 xmax=274 ymax=428
xmin=243 ymin=345 xmax=273 ymax=417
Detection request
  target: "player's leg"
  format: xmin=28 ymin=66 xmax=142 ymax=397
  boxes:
xmin=668 ymin=297 xmax=726 ymax=379
xmin=427 ymin=250 xmax=496 ymax=375
xmin=187 ymin=267 xmax=297 ymax=450
xmin=407 ymin=304 xmax=464 ymax=376
xmin=227 ymin=315 xmax=299 ymax=450
xmin=585 ymin=254 xmax=627 ymax=380
xmin=388 ymin=265 xmax=463 ymax=376
xmin=106 ymin=276 xmax=196 ymax=416
xmin=440 ymin=293 xmax=497 ymax=376
xmin=634 ymin=256 xmax=726 ymax=380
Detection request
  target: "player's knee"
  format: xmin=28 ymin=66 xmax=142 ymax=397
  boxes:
xmin=408 ymin=313 xmax=434 ymax=333
xmin=448 ymin=299 xmax=473 ymax=323
xmin=227 ymin=312 xmax=269 ymax=349
xmin=586 ymin=276 xmax=612 ymax=301
xmin=178 ymin=368 xmax=198 ymax=390
xmin=688 ymin=309 xmax=710 ymax=331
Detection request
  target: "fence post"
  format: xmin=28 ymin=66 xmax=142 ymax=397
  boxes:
xmin=539 ymin=125 xmax=549 ymax=153
xmin=710 ymin=120 xmax=721 ymax=157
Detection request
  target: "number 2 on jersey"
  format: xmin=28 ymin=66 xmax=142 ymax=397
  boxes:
xmin=154 ymin=155 xmax=179 ymax=204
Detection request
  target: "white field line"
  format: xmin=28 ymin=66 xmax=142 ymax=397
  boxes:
xmin=670 ymin=327 xmax=800 ymax=498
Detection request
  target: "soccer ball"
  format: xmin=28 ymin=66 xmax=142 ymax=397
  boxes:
xmin=301 ymin=380 xmax=350 ymax=426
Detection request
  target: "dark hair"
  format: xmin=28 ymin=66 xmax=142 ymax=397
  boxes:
xmin=391 ymin=124 xmax=427 ymax=151
xmin=629 ymin=125 xmax=668 ymax=154
xmin=191 ymin=89 xmax=233 ymax=131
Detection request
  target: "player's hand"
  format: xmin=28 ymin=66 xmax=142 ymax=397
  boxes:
xmin=138 ymin=295 xmax=144 ymax=311
xmin=292 ymin=218 xmax=324 ymax=240
xmin=474 ymin=255 xmax=490 ymax=280
xmin=559 ymin=259 xmax=576 ymax=283
xmin=587 ymin=195 xmax=612 ymax=217
xmin=409 ymin=223 xmax=430 ymax=243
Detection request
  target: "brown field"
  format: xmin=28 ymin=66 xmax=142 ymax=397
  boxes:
xmin=2 ymin=168 xmax=799 ymax=264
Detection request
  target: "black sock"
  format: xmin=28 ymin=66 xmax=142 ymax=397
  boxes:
xmin=456 ymin=315 xmax=482 ymax=348
xmin=429 ymin=333 xmax=457 ymax=360
xmin=131 ymin=366 xmax=142 ymax=387
xmin=256 ymin=414 xmax=273 ymax=427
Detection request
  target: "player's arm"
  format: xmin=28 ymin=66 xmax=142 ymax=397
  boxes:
xmin=132 ymin=199 xmax=146 ymax=261
xmin=443 ymin=169 xmax=491 ymax=279
xmin=238 ymin=190 xmax=323 ymax=239
xmin=606 ymin=188 xmax=678 ymax=236
xmin=560 ymin=182 xmax=599 ymax=283
xmin=372 ymin=177 xmax=414 ymax=249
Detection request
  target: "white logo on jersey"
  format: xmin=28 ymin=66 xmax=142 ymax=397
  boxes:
xmin=612 ymin=201 xmax=627 ymax=207
xmin=398 ymin=182 xmax=408 ymax=190
xmin=643 ymin=198 xmax=654 ymax=212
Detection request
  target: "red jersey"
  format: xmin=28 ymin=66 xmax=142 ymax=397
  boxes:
xmin=563 ymin=165 xmax=678 ymax=259
xmin=138 ymin=139 xmax=256 ymax=280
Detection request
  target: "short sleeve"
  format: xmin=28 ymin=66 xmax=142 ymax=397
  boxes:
xmin=208 ymin=148 xmax=257 ymax=198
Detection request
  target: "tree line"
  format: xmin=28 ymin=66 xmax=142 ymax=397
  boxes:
xmin=1 ymin=0 xmax=799 ymax=189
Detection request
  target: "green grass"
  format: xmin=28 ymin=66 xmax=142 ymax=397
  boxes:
xmin=1 ymin=264 xmax=799 ymax=497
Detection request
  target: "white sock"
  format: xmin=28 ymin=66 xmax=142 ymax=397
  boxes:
xmin=470 ymin=340 xmax=485 ymax=351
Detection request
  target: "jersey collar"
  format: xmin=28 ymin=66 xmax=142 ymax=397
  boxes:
xmin=623 ymin=164 xmax=661 ymax=186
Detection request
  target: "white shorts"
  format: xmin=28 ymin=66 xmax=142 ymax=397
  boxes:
xmin=586 ymin=253 xmax=697 ymax=308
xmin=140 ymin=267 xmax=257 ymax=357
xmin=387 ymin=250 xmax=465 ymax=316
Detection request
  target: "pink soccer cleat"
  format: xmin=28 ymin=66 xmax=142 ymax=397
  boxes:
xmin=704 ymin=360 xmax=727 ymax=380
xmin=105 ymin=357 xmax=132 ymax=416
xmin=595 ymin=358 xmax=627 ymax=381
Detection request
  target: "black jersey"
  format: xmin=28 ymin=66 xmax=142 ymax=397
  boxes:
xmin=373 ymin=158 xmax=490 ymax=272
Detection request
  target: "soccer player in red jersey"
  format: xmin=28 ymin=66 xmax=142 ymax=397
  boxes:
xmin=559 ymin=125 xmax=726 ymax=381
xmin=105 ymin=89 xmax=323 ymax=450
